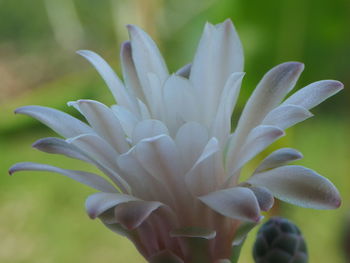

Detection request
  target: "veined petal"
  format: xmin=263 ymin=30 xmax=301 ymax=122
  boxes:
xmin=114 ymin=200 xmax=164 ymax=229
xmin=262 ymin=104 xmax=313 ymax=130
xmin=163 ymin=75 xmax=198 ymax=133
xmin=190 ymin=20 xmax=244 ymax=125
xmin=132 ymin=119 xmax=169 ymax=145
xmin=211 ymin=72 xmax=244 ymax=145
xmin=228 ymin=125 xmax=285 ymax=178
xmin=227 ymin=62 xmax=304 ymax=168
xmin=77 ymin=50 xmax=139 ymax=115
xmin=283 ymin=80 xmax=343 ymax=110
xmin=32 ymin=137 xmax=89 ymax=162
xmin=127 ymin=24 xmax=169 ymax=99
xmin=198 ymin=187 xmax=261 ymax=222
xmin=15 ymin=105 xmax=93 ymax=138
xmin=85 ymin=192 xmax=137 ymax=219
xmin=9 ymin=162 xmax=117 ymax=193
xmin=248 ymin=165 xmax=341 ymax=209
xmin=120 ymin=41 xmax=145 ymax=102
xmin=74 ymin=100 xmax=129 ymax=153
xmin=111 ymin=105 xmax=139 ymax=138
xmin=175 ymin=122 xmax=209 ymax=173
xmin=186 ymin=138 xmax=224 ymax=196
xmin=255 ymin=148 xmax=303 ymax=173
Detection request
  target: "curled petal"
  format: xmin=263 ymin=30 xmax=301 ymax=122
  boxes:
xmin=198 ymin=187 xmax=261 ymax=222
xmin=32 ymin=137 xmax=89 ymax=162
xmin=248 ymin=165 xmax=341 ymax=209
xmin=114 ymin=200 xmax=164 ymax=229
xmin=283 ymin=80 xmax=343 ymax=110
xmin=262 ymin=104 xmax=313 ymax=130
xmin=9 ymin=162 xmax=117 ymax=193
xmin=77 ymin=50 xmax=139 ymax=114
xmin=255 ymin=148 xmax=303 ymax=173
xmin=15 ymin=105 xmax=93 ymax=138
xmin=85 ymin=192 xmax=137 ymax=219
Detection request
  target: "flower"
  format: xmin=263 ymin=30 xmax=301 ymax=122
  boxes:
xmin=10 ymin=19 xmax=342 ymax=262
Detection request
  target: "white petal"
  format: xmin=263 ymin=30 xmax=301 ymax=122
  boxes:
xmin=127 ymin=24 xmax=169 ymax=98
xmin=15 ymin=105 xmax=93 ymax=138
xmin=32 ymin=137 xmax=89 ymax=162
xmin=162 ymin=75 xmax=198 ymax=133
xmin=77 ymin=50 xmax=139 ymax=114
xmin=175 ymin=63 xmax=191 ymax=78
xmin=111 ymin=105 xmax=139 ymax=138
xmin=283 ymin=80 xmax=343 ymax=110
xmin=198 ymin=187 xmax=261 ymax=222
xmin=114 ymin=200 xmax=163 ymax=229
xmin=211 ymin=72 xmax=244 ymax=145
xmin=186 ymin=138 xmax=224 ymax=196
xmin=132 ymin=119 xmax=169 ymax=145
xmin=248 ymin=165 xmax=341 ymax=209
xmin=262 ymin=104 xmax=313 ymax=130
xmin=9 ymin=162 xmax=117 ymax=193
xmin=190 ymin=20 xmax=244 ymax=125
xmin=229 ymin=125 xmax=285 ymax=177
xmin=227 ymin=62 xmax=304 ymax=167
xmin=255 ymin=148 xmax=303 ymax=173
xmin=175 ymin=122 xmax=209 ymax=173
xmin=145 ymin=72 xmax=164 ymax=119
xmin=247 ymin=186 xmax=274 ymax=211
xmin=85 ymin=192 xmax=137 ymax=218
xmin=138 ymin=98 xmax=151 ymax=119
xmin=74 ymin=100 xmax=129 ymax=153
xmin=120 ymin=41 xmax=145 ymax=102
xmin=67 ymin=133 xmax=130 ymax=192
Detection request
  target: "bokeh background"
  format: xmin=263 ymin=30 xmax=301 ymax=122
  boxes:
xmin=0 ymin=0 xmax=349 ymax=262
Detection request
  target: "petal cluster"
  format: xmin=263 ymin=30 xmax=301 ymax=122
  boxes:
xmin=10 ymin=19 xmax=342 ymax=262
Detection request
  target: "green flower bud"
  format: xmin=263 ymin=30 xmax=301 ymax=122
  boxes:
xmin=253 ymin=217 xmax=308 ymax=263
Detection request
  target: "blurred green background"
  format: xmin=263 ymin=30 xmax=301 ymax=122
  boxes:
xmin=0 ymin=0 xmax=349 ymax=262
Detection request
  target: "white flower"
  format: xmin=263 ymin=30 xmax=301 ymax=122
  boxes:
xmin=10 ymin=19 xmax=342 ymax=262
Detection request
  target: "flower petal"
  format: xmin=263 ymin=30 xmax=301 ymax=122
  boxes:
xmin=85 ymin=192 xmax=137 ymax=219
xmin=9 ymin=162 xmax=117 ymax=193
xmin=77 ymin=50 xmax=139 ymax=114
xmin=74 ymin=100 xmax=129 ymax=153
xmin=227 ymin=62 xmax=304 ymax=168
xmin=111 ymin=105 xmax=139 ymax=138
xmin=132 ymin=119 xmax=169 ymax=145
xmin=15 ymin=105 xmax=93 ymax=138
xmin=255 ymin=148 xmax=303 ymax=173
xmin=190 ymin=20 xmax=244 ymax=125
xmin=283 ymin=80 xmax=343 ymax=110
xmin=247 ymin=186 xmax=274 ymax=211
xmin=198 ymin=187 xmax=261 ymax=222
xmin=170 ymin=226 xmax=216 ymax=239
xmin=176 ymin=63 xmax=191 ymax=78
xmin=32 ymin=137 xmax=89 ymax=162
xmin=175 ymin=122 xmax=209 ymax=173
xmin=186 ymin=138 xmax=224 ymax=196
xmin=262 ymin=104 xmax=313 ymax=130
xmin=248 ymin=165 xmax=341 ymax=209
xmin=114 ymin=200 xmax=164 ymax=229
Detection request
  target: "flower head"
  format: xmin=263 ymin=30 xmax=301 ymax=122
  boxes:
xmin=10 ymin=19 xmax=342 ymax=262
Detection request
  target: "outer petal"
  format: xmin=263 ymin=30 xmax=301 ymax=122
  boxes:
xmin=190 ymin=20 xmax=244 ymax=125
xmin=114 ymin=200 xmax=164 ymax=229
xmin=226 ymin=62 xmax=303 ymax=169
xmin=15 ymin=105 xmax=93 ymax=138
xmin=9 ymin=162 xmax=117 ymax=193
xmin=32 ymin=137 xmax=90 ymax=162
xmin=198 ymin=187 xmax=261 ymax=222
xmin=255 ymin=148 xmax=303 ymax=173
xmin=86 ymin=192 xmax=138 ymax=219
xmin=282 ymin=80 xmax=343 ymax=110
xmin=248 ymin=165 xmax=341 ymax=209
xmin=262 ymin=104 xmax=313 ymax=130
xmin=74 ymin=100 xmax=129 ymax=153
xmin=77 ymin=50 xmax=139 ymax=114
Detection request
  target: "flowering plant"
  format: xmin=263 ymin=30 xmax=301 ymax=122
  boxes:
xmin=10 ymin=19 xmax=342 ymax=262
